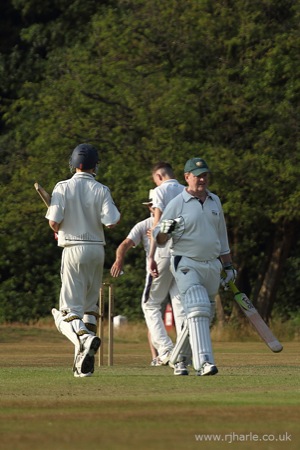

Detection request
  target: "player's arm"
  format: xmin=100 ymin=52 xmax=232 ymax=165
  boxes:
xmin=110 ymin=238 xmax=135 ymax=277
xmin=220 ymin=253 xmax=237 ymax=289
xmin=156 ymin=231 xmax=169 ymax=245
xmin=148 ymin=209 xmax=161 ymax=260
xmin=101 ymin=188 xmax=121 ymax=228
xmin=220 ymin=253 xmax=232 ymax=266
xmin=106 ymin=222 xmax=120 ymax=229
xmin=154 ymin=217 xmax=180 ymax=245
xmin=217 ymin=199 xmax=236 ymax=287
xmin=49 ymin=220 xmax=60 ymax=233
xmin=46 ymin=187 xmax=63 ymax=234
xmin=148 ymin=208 xmax=162 ymax=277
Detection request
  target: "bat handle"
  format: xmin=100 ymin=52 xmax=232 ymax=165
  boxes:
xmin=221 ymin=269 xmax=240 ymax=294
xmin=228 ymin=280 xmax=239 ymax=295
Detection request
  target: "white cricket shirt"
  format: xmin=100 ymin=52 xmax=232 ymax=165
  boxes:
xmin=152 ymin=179 xmax=185 ymax=212
xmin=127 ymin=216 xmax=170 ymax=258
xmin=46 ymin=173 xmax=120 ymax=247
xmin=154 ymin=188 xmax=230 ymax=261
xmin=127 ymin=217 xmax=153 ymax=256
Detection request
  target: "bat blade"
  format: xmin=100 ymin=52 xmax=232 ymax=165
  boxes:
xmin=228 ymin=281 xmax=283 ymax=353
xmin=34 ymin=182 xmax=51 ymax=207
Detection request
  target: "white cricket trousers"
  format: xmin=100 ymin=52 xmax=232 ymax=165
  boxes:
xmin=142 ymin=256 xmax=186 ymax=358
xmin=170 ymin=256 xmax=222 ymax=303
xmin=59 ymin=245 xmax=105 ymax=318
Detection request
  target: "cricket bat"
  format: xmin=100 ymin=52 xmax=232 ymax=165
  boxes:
xmin=34 ymin=182 xmax=51 ymax=207
xmin=228 ymin=279 xmax=283 ymax=353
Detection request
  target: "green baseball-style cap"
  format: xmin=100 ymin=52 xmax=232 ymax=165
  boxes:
xmin=184 ymin=158 xmax=210 ymax=175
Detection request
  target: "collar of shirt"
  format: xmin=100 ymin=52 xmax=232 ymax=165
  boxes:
xmin=160 ymin=178 xmax=179 ymax=185
xmin=73 ymin=172 xmax=95 ymax=180
xmin=182 ymin=188 xmax=213 ymax=203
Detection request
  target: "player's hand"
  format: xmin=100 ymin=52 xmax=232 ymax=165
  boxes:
xmin=221 ymin=264 xmax=237 ymax=290
xmin=110 ymin=261 xmax=124 ymax=278
xmin=159 ymin=219 xmax=179 ymax=234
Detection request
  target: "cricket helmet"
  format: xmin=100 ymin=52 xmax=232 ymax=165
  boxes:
xmin=70 ymin=143 xmax=99 ymax=171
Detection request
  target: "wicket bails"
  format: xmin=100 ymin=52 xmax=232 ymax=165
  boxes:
xmin=98 ymin=283 xmax=114 ymax=366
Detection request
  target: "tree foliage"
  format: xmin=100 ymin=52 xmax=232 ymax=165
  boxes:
xmin=0 ymin=0 xmax=300 ymax=323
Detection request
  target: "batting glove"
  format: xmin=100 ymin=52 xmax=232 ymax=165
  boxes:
xmin=160 ymin=219 xmax=179 ymax=234
xmin=221 ymin=263 xmax=237 ymax=290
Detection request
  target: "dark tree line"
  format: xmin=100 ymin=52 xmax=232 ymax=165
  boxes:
xmin=0 ymin=0 xmax=299 ymax=326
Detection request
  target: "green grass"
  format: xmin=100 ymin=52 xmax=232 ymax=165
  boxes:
xmin=0 ymin=324 xmax=299 ymax=450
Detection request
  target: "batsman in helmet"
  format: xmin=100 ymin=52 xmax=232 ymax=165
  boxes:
xmin=46 ymin=143 xmax=120 ymax=377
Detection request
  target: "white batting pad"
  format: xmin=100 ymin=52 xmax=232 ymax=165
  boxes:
xmin=52 ymin=308 xmax=81 ymax=350
xmin=184 ymin=285 xmax=215 ymax=370
xmin=169 ymin=321 xmax=191 ymax=365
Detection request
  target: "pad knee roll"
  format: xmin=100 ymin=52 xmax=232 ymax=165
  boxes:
xmin=184 ymin=286 xmax=214 ymax=368
xmin=52 ymin=309 xmax=90 ymax=350
xmin=184 ymin=285 xmax=211 ymax=319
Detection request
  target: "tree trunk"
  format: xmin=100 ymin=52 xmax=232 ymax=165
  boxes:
xmin=215 ymin=293 xmax=226 ymax=327
xmin=256 ymin=221 xmax=296 ymax=321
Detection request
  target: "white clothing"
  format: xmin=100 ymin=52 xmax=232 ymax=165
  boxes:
xmin=126 ymin=214 xmax=186 ymax=357
xmin=170 ymin=257 xmax=222 ymax=304
xmin=46 ymin=172 xmax=120 ymax=247
xmin=143 ymin=178 xmax=186 ymax=358
xmin=152 ymin=179 xmax=185 ymax=212
xmin=154 ymin=188 xmax=230 ymax=261
xmin=46 ymin=172 xmax=120 ymax=317
xmin=127 ymin=217 xmax=153 ymax=257
xmin=154 ymin=186 xmax=230 ymax=370
xmin=127 ymin=216 xmax=174 ymax=261
xmin=142 ymin=257 xmax=186 ymax=355
xmin=59 ymin=245 xmax=105 ymax=317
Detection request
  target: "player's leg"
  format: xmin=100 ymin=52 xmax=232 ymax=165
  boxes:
xmin=141 ymin=272 xmax=159 ymax=365
xmin=171 ymin=257 xmax=218 ymax=376
xmin=148 ymin=330 xmax=160 ymax=365
xmin=52 ymin=308 xmax=100 ymax=377
xmin=201 ymin=258 xmax=222 ymax=327
xmin=83 ymin=244 xmax=105 ymax=336
xmin=169 ymin=279 xmax=186 ymax=336
xmin=168 ymin=279 xmax=191 ymax=374
xmin=184 ymin=284 xmax=217 ymax=374
xmin=83 ymin=312 xmax=99 ymax=336
xmin=142 ymin=258 xmax=174 ymax=364
xmin=54 ymin=246 xmax=101 ymax=377
xmin=169 ymin=296 xmax=216 ymax=369
xmin=168 ymin=321 xmax=190 ymax=375
xmin=79 ymin=245 xmax=105 ymax=375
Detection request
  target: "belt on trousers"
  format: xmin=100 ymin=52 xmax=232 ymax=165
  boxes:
xmin=173 ymin=255 xmax=216 ymax=271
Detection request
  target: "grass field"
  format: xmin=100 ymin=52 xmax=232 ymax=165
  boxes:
xmin=0 ymin=323 xmax=299 ymax=450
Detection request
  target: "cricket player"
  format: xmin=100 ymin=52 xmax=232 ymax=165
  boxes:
xmin=46 ymin=143 xmax=120 ymax=377
xmin=144 ymin=162 xmax=187 ymax=367
xmin=153 ymin=158 xmax=236 ymax=376
xmin=110 ymin=191 xmax=183 ymax=366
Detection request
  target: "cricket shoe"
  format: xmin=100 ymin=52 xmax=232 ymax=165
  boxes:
xmin=73 ymin=369 xmax=92 ymax=378
xmin=173 ymin=361 xmax=189 ymax=376
xmin=196 ymin=362 xmax=218 ymax=376
xmin=74 ymin=335 xmax=101 ymax=377
xmin=150 ymin=357 xmax=163 ymax=366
